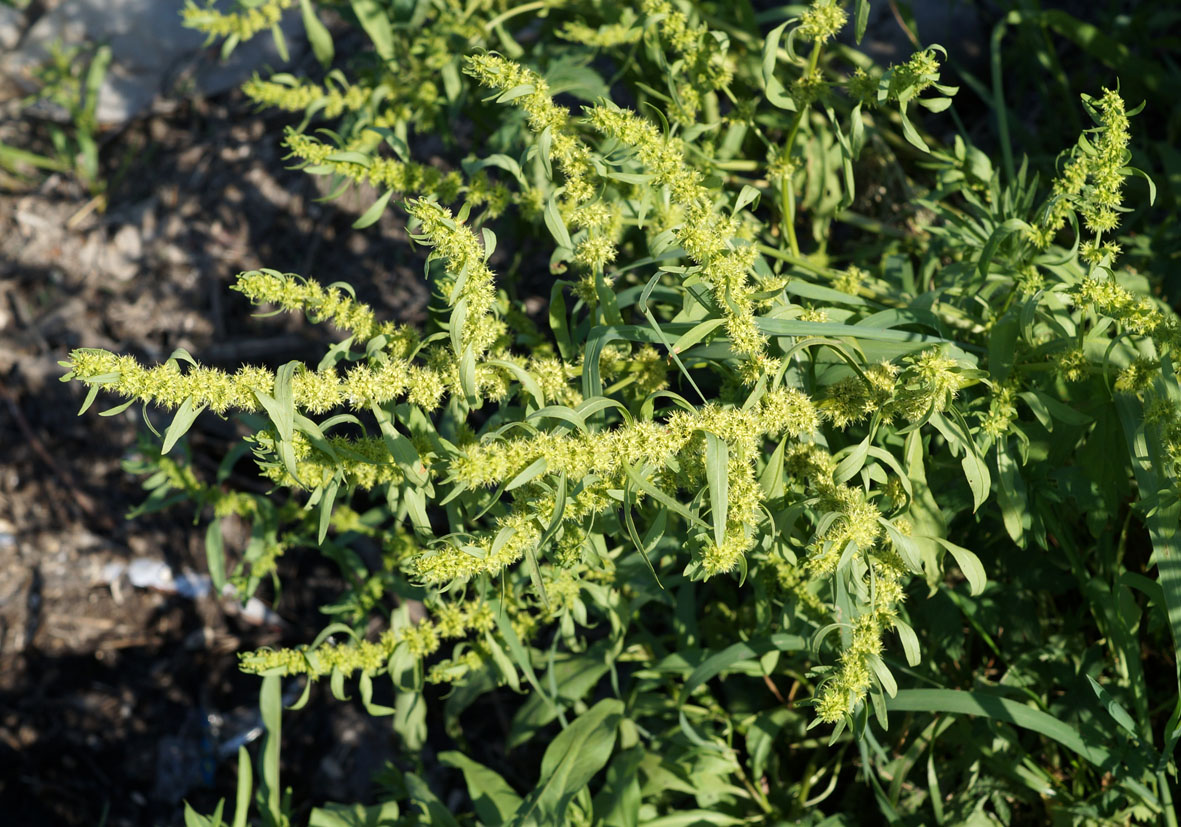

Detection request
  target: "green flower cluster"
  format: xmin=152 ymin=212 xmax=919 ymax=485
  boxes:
xmin=445 ymin=388 xmax=819 ymax=577
xmin=797 ymin=0 xmax=848 ymax=43
xmin=463 ymin=54 xmax=597 ymax=203
xmin=234 ymin=268 xmax=412 ymax=345
xmin=1032 ymin=88 xmax=1134 ymax=246
xmin=284 ymin=130 xmax=466 ymax=205
xmin=820 ymin=350 xmax=970 ymax=428
xmin=558 ymin=14 xmax=643 ymax=48
xmin=255 ymin=432 xmax=406 ymax=490
xmin=586 ymin=104 xmax=769 ymax=373
xmin=781 ymin=444 xmax=910 ymax=723
xmin=407 ymin=199 xmax=503 ymax=356
xmin=242 ymin=75 xmax=370 ymax=119
xmin=182 ymin=0 xmax=294 ymax=42
xmin=639 ymin=0 xmax=732 ymax=120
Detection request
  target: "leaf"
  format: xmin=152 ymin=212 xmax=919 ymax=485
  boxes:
xmin=544 ymin=196 xmax=573 ymax=249
xmin=854 ymin=0 xmax=870 ymax=42
xmin=494 ymin=600 xmax=551 ymax=705
xmin=549 ymin=282 xmax=574 ymax=362
xmin=704 ymin=432 xmax=728 ymax=549
xmin=590 ymin=746 xmax=644 ymax=827
xmin=308 ymin=802 xmax=401 ymax=827
xmin=403 ymin=773 xmax=460 ymax=827
xmin=258 ymin=674 xmax=282 ymax=827
xmin=509 ymin=645 xmax=610 ymax=749
xmin=886 ymin=689 xmax=1118 ymax=769
xmin=898 ymin=105 xmax=929 ymax=152
xmin=370 ymin=402 xmax=428 ymax=486
xmin=761 ymin=22 xmax=797 ymax=111
xmin=353 ymin=189 xmax=393 ymax=229
xmin=733 ymin=184 xmax=761 ymax=215
xmin=881 ymin=519 xmax=923 ymax=573
xmin=162 ymin=397 xmax=206 ymax=454
xmin=978 ymin=218 xmax=1030 ymax=278
xmin=439 ymin=752 xmax=522 ymax=825
xmin=671 ymin=318 xmax=726 ymax=354
xmin=867 ymin=654 xmax=898 ymax=697
xmin=892 ymin=618 xmax=922 ymax=666
xmin=299 ymin=0 xmax=334 ymax=68
xmin=318 ymin=478 xmax=339 ymax=544
xmin=1086 ymin=675 xmax=1141 ymax=740
xmin=205 ymin=518 xmax=227 ymax=594
xmin=933 ymin=537 xmax=987 ymax=596
xmin=232 ymin=746 xmax=252 ymax=827
xmin=350 ymin=0 xmax=394 ymax=60
xmin=834 ymin=435 xmax=871 ymax=484
xmin=258 ymin=362 xmax=298 ymax=444
xmin=509 ymin=699 xmax=623 ymax=827
xmin=678 ymin=633 xmax=806 ymax=748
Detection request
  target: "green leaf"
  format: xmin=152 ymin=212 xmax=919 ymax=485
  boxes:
xmin=370 ymin=402 xmax=427 ymax=486
xmin=544 ymin=196 xmax=573 ymax=249
xmin=308 ymin=802 xmax=401 ymax=827
xmin=162 ymin=397 xmax=206 ymax=454
xmin=1086 ymin=675 xmax=1141 ymax=740
xmin=834 ymin=435 xmax=871 ymax=485
xmin=403 ymin=773 xmax=460 ymax=827
xmin=591 ymin=746 xmax=644 ymax=827
xmin=258 ymin=674 xmax=282 ymax=827
xmin=623 ymin=463 xmax=710 ymax=533
xmin=854 ymin=0 xmax=870 ymax=42
xmin=439 ymin=752 xmax=522 ymax=825
xmin=350 ymin=0 xmax=394 ymax=60
xmin=298 ymin=0 xmax=334 ymax=68
xmin=184 ymin=800 xmax=224 ymax=827
xmin=892 ymin=618 xmax=922 ymax=667
xmin=353 ymin=189 xmax=394 ymax=229
xmin=317 ymin=478 xmax=339 ymax=544
xmin=932 ymin=537 xmax=987 ymax=595
xmin=494 ymin=600 xmax=551 ymax=706
xmin=549 ymin=282 xmax=574 ymax=362
xmin=761 ymin=22 xmax=797 ymax=111
xmin=886 ymin=689 xmax=1118 ymax=769
xmin=704 ymin=432 xmax=728 ymax=549
xmin=671 ymin=318 xmax=726 ymax=354
xmin=881 ymin=519 xmax=923 ymax=573
xmin=205 ymin=518 xmax=227 ymax=594
xmin=232 ymin=746 xmax=252 ymax=827
xmin=978 ymin=218 xmax=1030 ymax=278
xmin=509 ymin=644 xmax=610 ymax=749
xmin=509 ymin=699 xmax=623 ymax=827
xmin=678 ymin=633 xmax=806 ymax=748
xmin=898 ymin=104 xmax=929 ymax=152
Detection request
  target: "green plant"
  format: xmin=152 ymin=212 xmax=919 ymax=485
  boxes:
xmin=0 ymin=39 xmax=111 ymax=199
xmin=64 ymin=0 xmax=1180 ymax=823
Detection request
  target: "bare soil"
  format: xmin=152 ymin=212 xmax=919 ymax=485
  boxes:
xmin=1 ymin=78 xmax=430 ymax=826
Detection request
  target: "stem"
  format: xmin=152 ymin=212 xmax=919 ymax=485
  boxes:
xmin=990 ymin=13 xmax=1018 ymax=182
xmin=778 ymin=40 xmax=823 ymax=257
xmin=484 ymin=0 xmax=550 ymax=32
xmin=1159 ymin=770 xmax=1178 ymax=827
xmin=782 ymin=176 xmax=800 ymax=256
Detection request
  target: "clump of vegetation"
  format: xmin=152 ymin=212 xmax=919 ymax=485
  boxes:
xmin=63 ymin=0 xmax=1180 ymax=823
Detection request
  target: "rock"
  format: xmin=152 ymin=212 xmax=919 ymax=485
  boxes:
xmin=0 ymin=4 xmax=23 ymax=52
xmin=0 ymin=0 xmax=305 ymax=125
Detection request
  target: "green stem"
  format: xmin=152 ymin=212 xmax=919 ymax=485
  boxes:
xmin=782 ymin=176 xmax=800 ymax=257
xmin=1158 ymin=769 xmax=1178 ymax=827
xmin=778 ymin=39 xmax=823 ymax=257
xmin=990 ymin=13 xmax=1019 ymax=182
xmin=484 ymin=0 xmax=550 ymax=32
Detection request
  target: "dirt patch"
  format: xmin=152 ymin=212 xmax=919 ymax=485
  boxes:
xmin=1 ymin=63 xmax=431 ymax=824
